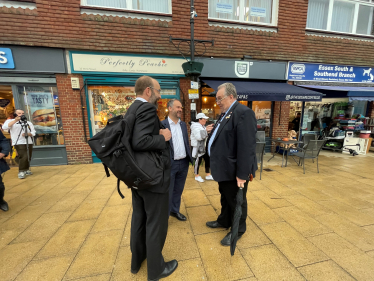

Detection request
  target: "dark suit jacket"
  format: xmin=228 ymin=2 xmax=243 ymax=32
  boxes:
xmin=161 ymin=118 xmax=193 ymax=165
xmin=129 ymin=100 xmax=171 ymax=193
xmin=0 ymin=131 xmax=10 ymax=174
xmin=210 ymin=101 xmax=257 ymax=182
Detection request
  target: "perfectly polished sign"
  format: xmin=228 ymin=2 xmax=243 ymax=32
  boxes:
xmin=71 ymin=53 xmax=185 ymax=75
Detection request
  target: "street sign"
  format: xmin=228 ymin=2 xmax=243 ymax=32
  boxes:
xmin=188 ymin=89 xmax=199 ymax=99
xmin=190 ymin=81 xmax=199 ymax=89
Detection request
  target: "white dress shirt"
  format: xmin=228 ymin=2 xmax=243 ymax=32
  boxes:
xmin=3 ymin=119 xmax=36 ymax=145
xmin=135 ymin=97 xmax=148 ymax=103
xmin=168 ymin=117 xmax=186 ymax=160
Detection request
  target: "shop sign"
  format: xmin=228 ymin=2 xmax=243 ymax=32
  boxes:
xmin=0 ymin=48 xmax=15 ymax=69
xmin=0 ymin=99 xmax=10 ymax=108
xmin=250 ymin=7 xmax=266 ymax=17
xmin=235 ymin=61 xmax=252 ymax=78
xmin=216 ymin=3 xmax=233 ymax=13
xmin=27 ymin=92 xmax=57 ymax=134
xmin=71 ymin=53 xmax=185 ymax=75
xmin=288 ymin=62 xmax=374 ymax=83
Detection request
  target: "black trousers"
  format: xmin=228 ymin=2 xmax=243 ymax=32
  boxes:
xmin=194 ymin=153 xmax=211 ymax=175
xmin=0 ymin=175 xmax=4 ymax=202
xmin=216 ymin=180 xmax=248 ymax=235
xmin=169 ymin=158 xmax=189 ymax=214
xmin=15 ymin=144 xmax=33 ymax=171
xmin=131 ymin=189 xmax=169 ymax=280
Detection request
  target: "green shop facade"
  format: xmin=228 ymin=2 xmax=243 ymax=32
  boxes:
xmin=69 ymin=51 xmax=186 ymax=163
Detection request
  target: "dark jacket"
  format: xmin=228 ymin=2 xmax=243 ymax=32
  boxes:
xmin=161 ymin=118 xmax=193 ymax=165
xmin=129 ymin=100 xmax=171 ymax=194
xmin=0 ymin=131 xmax=10 ymax=174
xmin=210 ymin=102 xmax=257 ymax=182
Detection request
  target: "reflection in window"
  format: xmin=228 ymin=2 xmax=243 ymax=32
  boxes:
xmin=84 ymin=0 xmax=170 ymax=14
xmin=253 ymin=101 xmax=271 ymax=137
xmin=88 ymin=86 xmax=136 ymax=136
xmin=17 ymin=86 xmax=65 ymax=146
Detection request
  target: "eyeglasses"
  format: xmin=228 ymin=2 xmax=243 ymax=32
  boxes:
xmin=150 ymin=87 xmax=161 ymax=94
xmin=216 ymin=95 xmax=229 ymax=104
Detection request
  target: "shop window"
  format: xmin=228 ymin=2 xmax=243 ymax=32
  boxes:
xmin=16 ymin=86 xmax=65 ymax=146
xmin=252 ymin=101 xmax=271 ymax=137
xmin=88 ymin=85 xmax=175 ymax=136
xmin=307 ymin=0 xmax=374 ymax=36
xmin=201 ymin=96 xmax=221 ymax=121
xmin=82 ymin=0 xmax=171 ymax=14
xmin=208 ymin=0 xmax=277 ymax=26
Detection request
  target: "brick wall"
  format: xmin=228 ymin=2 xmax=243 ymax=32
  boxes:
xmin=1 ymin=0 xmax=374 ymax=66
xmin=56 ymin=74 xmax=92 ymax=164
xmin=272 ymin=101 xmax=291 ymax=140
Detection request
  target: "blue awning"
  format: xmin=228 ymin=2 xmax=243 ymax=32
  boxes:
xmin=298 ymin=84 xmax=374 ymax=101
xmin=201 ymin=79 xmax=323 ymax=101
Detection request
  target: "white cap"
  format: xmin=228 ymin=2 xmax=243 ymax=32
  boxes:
xmin=196 ymin=113 xmax=209 ymax=119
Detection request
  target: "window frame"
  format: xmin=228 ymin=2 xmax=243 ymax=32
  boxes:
xmin=208 ymin=0 xmax=279 ymax=27
xmin=81 ymin=0 xmax=172 ymax=15
xmin=306 ymin=0 xmax=374 ymax=37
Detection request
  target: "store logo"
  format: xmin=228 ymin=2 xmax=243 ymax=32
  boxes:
xmin=235 ymin=61 xmax=250 ymax=78
xmin=285 ymin=95 xmax=320 ymax=101
xmin=0 ymin=48 xmax=15 ymax=69
xmin=291 ymin=64 xmax=305 ymax=74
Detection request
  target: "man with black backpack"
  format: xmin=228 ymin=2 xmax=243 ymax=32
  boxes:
xmin=128 ymin=76 xmax=178 ymax=281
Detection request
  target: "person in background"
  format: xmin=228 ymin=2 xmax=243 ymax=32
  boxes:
xmin=161 ymin=99 xmax=193 ymax=221
xmin=190 ymin=113 xmax=214 ymax=182
xmin=3 ymin=109 xmax=35 ymax=179
xmin=0 ymin=130 xmax=10 ymax=212
xmin=291 ymin=112 xmax=301 ymax=133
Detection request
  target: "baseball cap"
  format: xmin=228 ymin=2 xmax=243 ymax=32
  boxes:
xmin=196 ymin=113 xmax=209 ymax=119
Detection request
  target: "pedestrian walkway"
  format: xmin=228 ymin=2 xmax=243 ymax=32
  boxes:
xmin=1 ymin=153 xmax=374 ymax=281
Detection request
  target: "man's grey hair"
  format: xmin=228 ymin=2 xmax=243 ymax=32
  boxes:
xmin=167 ymin=99 xmax=181 ymax=109
xmin=218 ymin=83 xmax=237 ymax=99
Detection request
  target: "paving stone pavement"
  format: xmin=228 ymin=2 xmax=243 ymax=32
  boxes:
xmin=1 ymin=153 xmax=374 ymax=281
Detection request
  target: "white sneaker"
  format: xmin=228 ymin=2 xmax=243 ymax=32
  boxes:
xmin=25 ymin=170 xmax=33 ymax=175
xmin=18 ymin=172 xmax=26 ymax=179
xmin=195 ymin=176 xmax=205 ymax=183
xmin=205 ymin=175 xmax=214 ymax=180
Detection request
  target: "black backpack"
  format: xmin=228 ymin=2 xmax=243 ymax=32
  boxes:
xmin=88 ymin=102 xmax=164 ymax=198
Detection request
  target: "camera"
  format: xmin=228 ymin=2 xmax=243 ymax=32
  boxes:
xmin=20 ymin=115 xmax=27 ymax=122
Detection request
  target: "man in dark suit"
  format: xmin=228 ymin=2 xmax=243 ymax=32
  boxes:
xmin=161 ymin=99 xmax=193 ymax=221
xmin=128 ymin=76 xmax=178 ymax=281
xmin=206 ymin=82 xmax=257 ymax=246
xmin=0 ymin=130 xmax=10 ymax=212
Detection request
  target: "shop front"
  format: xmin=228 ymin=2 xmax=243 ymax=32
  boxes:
xmin=287 ymin=62 xmax=374 ymax=154
xmin=195 ymin=58 xmax=322 ymax=149
xmin=69 ymin=51 xmax=186 ymax=163
xmin=0 ymin=45 xmax=68 ymax=166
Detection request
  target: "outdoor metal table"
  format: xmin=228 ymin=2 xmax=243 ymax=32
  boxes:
xmin=267 ymin=139 xmax=303 ymax=167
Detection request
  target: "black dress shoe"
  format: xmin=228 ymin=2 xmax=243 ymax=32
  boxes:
xmin=170 ymin=212 xmax=187 ymax=221
xmin=149 ymin=259 xmax=178 ymax=281
xmin=131 ymin=267 xmax=140 ymax=274
xmin=206 ymin=221 xmax=226 ymax=229
xmin=220 ymin=232 xmax=243 ymax=246
xmin=0 ymin=200 xmax=8 ymax=212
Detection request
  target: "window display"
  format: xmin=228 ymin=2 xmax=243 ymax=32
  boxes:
xmin=16 ymin=85 xmax=64 ymax=146
xmin=253 ymin=101 xmax=272 ymax=137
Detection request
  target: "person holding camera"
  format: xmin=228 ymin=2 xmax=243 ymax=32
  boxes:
xmin=3 ymin=109 xmax=35 ymax=179
xmin=190 ymin=113 xmax=214 ymax=183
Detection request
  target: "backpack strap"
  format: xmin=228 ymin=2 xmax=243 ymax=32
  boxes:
xmin=117 ymin=178 xmax=125 ymax=199
xmin=103 ymin=163 xmax=110 ymax=177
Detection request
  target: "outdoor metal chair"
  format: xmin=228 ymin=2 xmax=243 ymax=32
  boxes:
xmin=256 ymin=131 xmax=266 ymax=142
xmin=291 ymin=140 xmax=326 ymax=174
xmin=256 ymin=142 xmax=266 ymax=180
xmin=301 ymin=134 xmax=317 ymax=163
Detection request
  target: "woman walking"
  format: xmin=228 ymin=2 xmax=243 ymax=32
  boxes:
xmin=190 ymin=113 xmax=214 ymax=182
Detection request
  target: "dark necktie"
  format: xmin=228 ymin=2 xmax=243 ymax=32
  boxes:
xmin=206 ymin=112 xmax=225 ymax=144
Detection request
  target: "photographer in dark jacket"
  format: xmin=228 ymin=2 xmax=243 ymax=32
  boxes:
xmin=0 ymin=130 xmax=11 ymax=211
xmin=128 ymin=76 xmax=178 ymax=281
